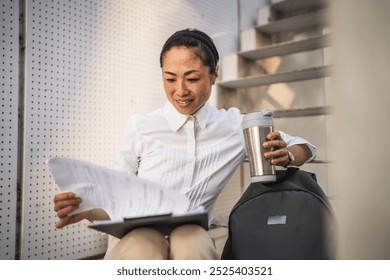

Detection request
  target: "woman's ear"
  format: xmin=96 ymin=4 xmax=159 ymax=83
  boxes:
xmin=212 ymin=65 xmax=219 ymax=84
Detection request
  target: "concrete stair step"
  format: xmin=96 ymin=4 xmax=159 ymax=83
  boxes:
xmin=239 ymin=34 xmax=331 ymax=60
xmin=273 ymin=105 xmax=332 ymax=118
xmin=256 ymin=9 xmax=328 ymax=35
xmin=217 ymin=65 xmax=331 ymax=89
xmin=271 ymin=0 xmax=328 ymax=15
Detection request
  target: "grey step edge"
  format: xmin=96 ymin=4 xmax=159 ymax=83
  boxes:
xmin=271 ymin=0 xmax=328 ymax=14
xmin=217 ymin=65 xmax=331 ymax=89
xmin=256 ymin=9 xmax=328 ymax=34
xmin=239 ymin=34 xmax=331 ymax=60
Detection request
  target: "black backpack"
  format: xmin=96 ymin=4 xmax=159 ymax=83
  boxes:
xmin=221 ymin=168 xmax=336 ymax=260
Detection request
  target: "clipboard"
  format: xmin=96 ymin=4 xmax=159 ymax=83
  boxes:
xmin=88 ymin=212 xmax=209 ymax=238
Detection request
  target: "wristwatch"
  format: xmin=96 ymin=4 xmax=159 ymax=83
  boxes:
xmin=284 ymin=148 xmax=295 ymax=167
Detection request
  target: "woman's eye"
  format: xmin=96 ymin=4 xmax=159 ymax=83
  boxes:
xmin=188 ymin=78 xmax=199 ymax=83
xmin=166 ymin=78 xmax=175 ymax=83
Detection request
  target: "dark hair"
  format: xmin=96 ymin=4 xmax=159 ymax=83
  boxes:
xmin=160 ymin=28 xmax=219 ymax=74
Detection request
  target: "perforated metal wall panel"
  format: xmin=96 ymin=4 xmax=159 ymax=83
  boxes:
xmin=20 ymin=0 xmax=238 ymax=259
xmin=0 ymin=0 xmax=19 ymax=260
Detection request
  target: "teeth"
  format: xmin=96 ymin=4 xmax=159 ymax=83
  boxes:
xmin=177 ymin=100 xmax=190 ymax=105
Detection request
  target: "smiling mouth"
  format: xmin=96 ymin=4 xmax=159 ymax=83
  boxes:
xmin=176 ymin=100 xmax=192 ymax=106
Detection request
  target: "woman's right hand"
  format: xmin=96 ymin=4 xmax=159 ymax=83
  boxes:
xmin=53 ymin=192 xmax=90 ymax=229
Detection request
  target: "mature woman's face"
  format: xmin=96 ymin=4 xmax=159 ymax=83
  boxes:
xmin=162 ymin=46 xmax=217 ymax=115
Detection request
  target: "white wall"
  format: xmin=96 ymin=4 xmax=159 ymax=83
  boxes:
xmin=330 ymin=0 xmax=390 ymax=259
xmin=9 ymin=0 xmax=239 ymax=260
xmin=0 ymin=0 xmax=20 ymax=260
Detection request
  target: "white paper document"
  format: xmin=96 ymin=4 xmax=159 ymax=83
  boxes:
xmin=47 ymin=157 xmax=191 ymax=221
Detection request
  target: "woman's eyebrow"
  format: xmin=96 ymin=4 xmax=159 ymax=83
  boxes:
xmin=163 ymin=70 xmax=200 ymax=76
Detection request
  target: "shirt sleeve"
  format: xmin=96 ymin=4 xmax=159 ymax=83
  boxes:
xmin=112 ymin=116 xmax=141 ymax=175
xmin=279 ymin=130 xmax=317 ymax=162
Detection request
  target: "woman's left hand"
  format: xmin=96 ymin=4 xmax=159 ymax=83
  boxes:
xmin=262 ymin=131 xmax=290 ymax=166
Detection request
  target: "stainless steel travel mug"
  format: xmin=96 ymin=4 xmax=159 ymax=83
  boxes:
xmin=242 ymin=110 xmax=276 ymax=183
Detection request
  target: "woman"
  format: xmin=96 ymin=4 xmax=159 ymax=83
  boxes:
xmin=53 ymin=28 xmax=316 ymax=259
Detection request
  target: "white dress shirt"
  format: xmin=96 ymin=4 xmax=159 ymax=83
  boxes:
xmin=112 ymin=101 xmax=316 ymax=220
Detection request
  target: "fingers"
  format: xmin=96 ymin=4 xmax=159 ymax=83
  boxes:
xmin=55 ymin=216 xmax=71 ymax=229
xmin=53 ymin=196 xmax=82 ymax=212
xmin=266 ymin=131 xmax=282 ymax=141
xmin=53 ymin=193 xmax=82 ymax=213
xmin=56 ymin=204 xmax=80 ymax=218
xmin=263 ymin=132 xmax=289 ymax=165
xmin=263 ymin=132 xmax=286 ymax=150
xmin=265 ymin=148 xmax=289 ymax=165
xmin=53 ymin=192 xmax=83 ymax=228
xmin=53 ymin=192 xmax=77 ymax=203
xmin=55 ymin=212 xmax=87 ymax=229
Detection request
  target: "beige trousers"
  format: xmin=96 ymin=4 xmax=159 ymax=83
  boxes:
xmin=103 ymin=224 xmax=219 ymax=260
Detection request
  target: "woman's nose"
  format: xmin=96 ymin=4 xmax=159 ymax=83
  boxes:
xmin=176 ymin=80 xmax=188 ymax=96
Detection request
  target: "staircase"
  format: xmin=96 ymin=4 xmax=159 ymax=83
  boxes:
xmin=212 ymin=0 xmax=332 ymax=253
xmin=217 ymin=0 xmax=331 ymax=156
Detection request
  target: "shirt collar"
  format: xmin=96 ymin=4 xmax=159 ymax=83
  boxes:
xmin=163 ymin=101 xmax=212 ymax=132
xmin=193 ymin=102 xmax=211 ymax=130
